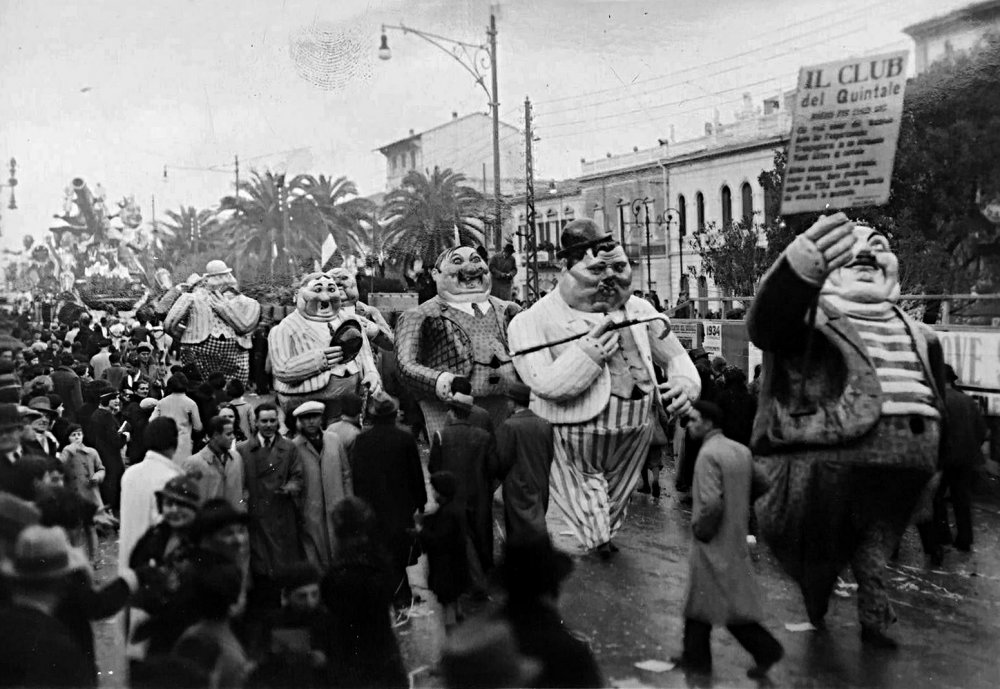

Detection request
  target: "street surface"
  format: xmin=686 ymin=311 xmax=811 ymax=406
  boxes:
xmin=95 ymin=454 xmax=1000 ymax=689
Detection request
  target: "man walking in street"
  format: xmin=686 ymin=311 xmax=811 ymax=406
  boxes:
xmin=89 ymin=340 xmax=113 ymax=382
xmin=497 ymin=382 xmax=554 ymax=543
xmin=87 ymin=392 xmax=127 ymax=514
xmin=350 ymin=396 xmax=427 ymax=612
xmin=292 ymin=401 xmax=352 ymax=570
xmin=182 ymin=415 xmax=246 ymax=509
xmin=672 ymin=401 xmax=782 ymax=679
xmin=51 ymin=353 xmax=84 ymax=422
xmin=327 ymin=391 xmax=363 ymax=457
xmin=239 ymin=402 xmax=304 ymax=612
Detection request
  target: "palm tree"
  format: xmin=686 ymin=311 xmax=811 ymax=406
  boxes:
xmin=380 ymin=166 xmax=486 ymax=267
xmin=158 ymin=206 xmax=223 ymax=269
xmin=219 ymin=170 xmax=326 ymax=276
xmin=298 ymin=174 xmax=374 ymax=258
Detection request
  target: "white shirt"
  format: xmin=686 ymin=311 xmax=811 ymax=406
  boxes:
xmin=447 ymin=300 xmax=493 ymax=316
xmin=118 ymin=450 xmax=181 ymax=572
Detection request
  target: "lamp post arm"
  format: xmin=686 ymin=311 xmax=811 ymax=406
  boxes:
xmin=382 ymin=23 xmax=492 ymax=100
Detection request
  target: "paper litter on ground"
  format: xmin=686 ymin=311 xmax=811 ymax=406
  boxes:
xmin=785 ymin=622 xmax=818 ymax=632
xmin=633 ymin=660 xmax=676 ymax=673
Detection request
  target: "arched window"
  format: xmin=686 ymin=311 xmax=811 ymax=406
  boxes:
xmin=410 ymin=151 xmax=417 ymax=169
xmin=741 ymin=182 xmax=753 ymax=225
xmin=677 ymin=194 xmax=687 ymax=236
xmin=721 ymin=185 xmax=732 ymax=227
xmin=695 ymin=192 xmax=705 ymax=231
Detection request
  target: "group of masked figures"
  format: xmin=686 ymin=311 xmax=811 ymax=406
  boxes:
xmin=170 ymin=210 xmax=947 ymax=645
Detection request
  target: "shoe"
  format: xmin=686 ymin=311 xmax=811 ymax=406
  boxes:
xmin=747 ymin=647 xmax=784 ymax=679
xmin=860 ymin=626 xmax=899 ymax=649
xmin=669 ymin=655 xmax=711 ymax=675
xmin=651 ymin=482 xmax=661 ymax=498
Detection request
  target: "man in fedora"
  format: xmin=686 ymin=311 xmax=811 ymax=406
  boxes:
xmin=350 ymin=396 xmax=427 ymax=611
xmin=0 ymin=402 xmax=31 ymax=497
xmin=164 ymin=259 xmax=261 ymax=387
xmin=497 ymin=381 xmax=554 ymax=543
xmin=508 ymin=218 xmax=700 ymax=556
xmin=50 ymin=353 xmax=84 ymax=423
xmin=429 ymin=382 xmax=497 ymax=594
xmin=395 ymin=245 xmax=522 ymax=440
xmin=0 ymin=525 xmax=93 ymax=688
xmin=21 ymin=397 xmax=61 ymax=460
xmin=291 ymin=400 xmax=352 ymax=570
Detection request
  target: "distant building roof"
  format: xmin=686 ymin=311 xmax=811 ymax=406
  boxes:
xmin=375 ymin=112 xmax=521 ymax=154
xmin=903 ymin=0 xmax=1000 ymax=37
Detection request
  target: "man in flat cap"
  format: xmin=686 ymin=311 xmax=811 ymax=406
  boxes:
xmin=291 ymin=401 xmax=352 ymax=570
xmin=509 ymin=219 xmax=700 ymax=557
xmin=497 ymin=382 xmax=554 ymax=543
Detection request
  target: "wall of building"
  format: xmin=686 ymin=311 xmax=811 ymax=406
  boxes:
xmin=913 ymin=18 xmax=1000 ymax=72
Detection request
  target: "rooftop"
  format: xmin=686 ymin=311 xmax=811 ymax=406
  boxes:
xmin=903 ymin=0 xmax=1000 ymax=37
xmin=375 ymin=112 xmax=521 ymax=154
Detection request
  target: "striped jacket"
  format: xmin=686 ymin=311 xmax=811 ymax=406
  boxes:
xmin=508 ymin=291 xmax=700 ymax=425
xmin=164 ymin=289 xmax=260 ymax=349
xmin=268 ymin=310 xmax=377 ymax=396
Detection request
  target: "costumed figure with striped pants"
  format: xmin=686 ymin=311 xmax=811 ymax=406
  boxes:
xmin=163 ymin=260 xmax=261 ymax=385
xmin=508 ymin=219 xmax=699 ymax=557
xmin=749 ymin=214 xmax=946 ymax=648
xmin=395 ymin=246 xmax=521 ymax=439
xmin=268 ymin=271 xmax=383 ymax=423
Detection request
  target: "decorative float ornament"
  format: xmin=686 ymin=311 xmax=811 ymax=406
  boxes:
xmin=164 ymin=260 xmax=261 ymax=385
xmin=268 ymin=271 xmax=383 ymax=419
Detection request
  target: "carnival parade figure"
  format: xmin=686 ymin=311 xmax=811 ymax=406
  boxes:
xmin=163 ymin=260 xmax=261 ymax=385
xmin=327 ymin=266 xmax=394 ymax=350
xmin=395 ymin=246 xmax=521 ymax=439
xmin=508 ymin=219 xmax=699 ymax=555
xmin=748 ymin=213 xmax=946 ymax=648
xmin=268 ymin=271 xmax=383 ymax=419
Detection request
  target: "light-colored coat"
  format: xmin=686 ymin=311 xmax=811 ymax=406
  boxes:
xmin=293 ymin=431 xmax=353 ymax=569
xmin=508 ymin=292 xmax=700 ymax=425
xmin=118 ymin=451 xmax=182 ymax=572
xmin=683 ymin=430 xmax=765 ymax=625
xmin=181 ymin=446 xmax=246 ymax=510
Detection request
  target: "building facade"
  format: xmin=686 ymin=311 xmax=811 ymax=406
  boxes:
xmin=904 ymin=0 xmax=1000 ymax=74
xmin=376 ymin=112 xmax=524 ymax=194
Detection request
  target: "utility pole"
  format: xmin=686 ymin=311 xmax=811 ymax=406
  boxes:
xmin=643 ymin=198 xmax=653 ymax=295
xmin=523 ymin=97 xmax=539 ymax=302
xmin=234 ymin=155 xmax=240 ymax=205
xmin=489 ymin=12 xmax=501 ymax=250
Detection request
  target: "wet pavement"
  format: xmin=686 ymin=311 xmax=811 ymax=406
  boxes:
xmin=95 ymin=458 xmax=1000 ymax=689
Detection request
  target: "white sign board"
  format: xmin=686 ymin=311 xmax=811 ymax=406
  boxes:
xmin=781 ymin=50 xmax=909 ymax=215
xmin=937 ymin=330 xmax=1000 ymax=416
xmin=672 ymin=321 xmax=698 ymax=351
xmin=747 ymin=341 xmax=763 ymax=375
xmin=702 ymin=321 xmax=723 ymax=358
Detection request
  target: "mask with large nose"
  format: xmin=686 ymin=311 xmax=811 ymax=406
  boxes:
xmin=433 ymin=246 xmax=492 ymax=304
xmin=822 ymin=225 xmax=900 ymax=304
xmin=559 ymin=244 xmax=633 ymax=313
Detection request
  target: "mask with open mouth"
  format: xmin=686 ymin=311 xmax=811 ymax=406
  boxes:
xmin=433 ymin=246 xmax=492 ymax=304
xmin=822 ymin=225 xmax=900 ymax=304
xmin=296 ymin=273 xmax=345 ymax=322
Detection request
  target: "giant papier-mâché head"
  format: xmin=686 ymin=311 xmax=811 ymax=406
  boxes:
xmin=821 ymin=225 xmax=900 ymax=304
xmin=557 ymin=219 xmax=632 ymax=313
xmin=327 ymin=267 xmax=359 ymax=306
xmin=432 ymin=246 xmax=491 ymax=304
xmin=296 ymin=272 xmax=346 ymax=322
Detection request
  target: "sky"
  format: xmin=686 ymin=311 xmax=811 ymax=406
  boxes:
xmin=0 ymin=0 xmax=974 ymax=253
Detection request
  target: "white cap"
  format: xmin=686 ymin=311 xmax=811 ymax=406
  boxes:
xmin=293 ymin=400 xmax=325 ymax=418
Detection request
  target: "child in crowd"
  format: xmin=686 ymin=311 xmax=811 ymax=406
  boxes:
xmin=415 ymin=471 xmax=469 ymax=632
xmin=59 ymin=423 xmax=106 ymax=563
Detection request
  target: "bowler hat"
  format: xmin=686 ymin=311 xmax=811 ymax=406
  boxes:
xmin=430 ymin=471 xmax=458 ymax=501
xmin=156 ymin=474 xmax=202 ymax=511
xmin=330 ymin=320 xmax=364 ymax=364
xmin=440 ymin=619 xmax=542 ymax=689
xmin=504 ymin=381 xmax=531 ymax=405
xmin=189 ymin=498 xmax=249 ymax=542
xmin=0 ymin=525 xmax=74 ymax=581
xmin=688 ymin=347 xmax=708 ymax=360
xmin=203 ymin=260 xmax=233 ymax=277
xmin=0 ymin=402 xmax=22 ymax=431
xmin=367 ymin=396 xmax=399 ymax=419
xmin=556 ymin=218 xmax=614 ymax=260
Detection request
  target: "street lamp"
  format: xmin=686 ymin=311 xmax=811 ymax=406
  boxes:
xmin=0 ymin=158 xmax=18 ymax=238
xmin=378 ymin=13 xmax=502 ymax=249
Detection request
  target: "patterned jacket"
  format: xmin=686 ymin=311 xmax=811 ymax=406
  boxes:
xmin=164 ymin=289 xmax=260 ymax=349
xmin=395 ymin=295 xmax=521 ymax=400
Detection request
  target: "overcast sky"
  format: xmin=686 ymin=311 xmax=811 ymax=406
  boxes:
xmin=0 ymin=0 xmax=972 ymax=252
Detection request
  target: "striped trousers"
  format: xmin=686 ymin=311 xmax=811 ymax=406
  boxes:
xmin=550 ymin=394 xmax=654 ymax=550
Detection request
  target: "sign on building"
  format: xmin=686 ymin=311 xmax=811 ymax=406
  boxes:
xmin=781 ymin=50 xmax=909 ymax=215
xmin=672 ymin=321 xmax=699 ymax=351
xmin=702 ymin=321 xmax=723 ymax=357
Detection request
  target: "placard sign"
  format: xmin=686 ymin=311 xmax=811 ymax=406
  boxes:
xmin=672 ymin=321 xmax=699 ymax=350
xmin=781 ymin=50 xmax=909 ymax=215
xmin=702 ymin=321 xmax=723 ymax=357
xmin=937 ymin=330 xmax=1000 ymax=416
